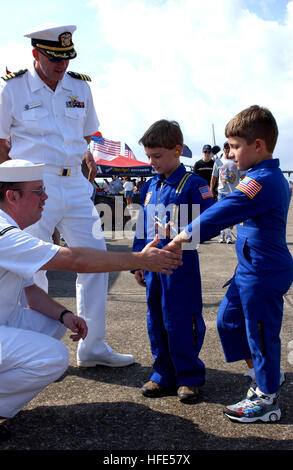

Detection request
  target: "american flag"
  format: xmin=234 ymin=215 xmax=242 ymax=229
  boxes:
xmin=199 ymin=185 xmax=213 ymax=199
xmin=92 ymin=137 xmax=121 ymax=161
xmin=236 ymin=177 xmax=262 ymax=199
xmin=182 ymin=144 xmax=192 ymax=158
xmin=125 ymin=143 xmax=136 ymax=160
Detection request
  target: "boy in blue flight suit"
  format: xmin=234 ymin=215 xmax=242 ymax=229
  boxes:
xmin=132 ymin=120 xmax=214 ymax=403
xmin=167 ymin=105 xmax=293 ymax=422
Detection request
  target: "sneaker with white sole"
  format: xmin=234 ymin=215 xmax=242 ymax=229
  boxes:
xmin=77 ymin=351 xmax=135 ymax=368
xmin=223 ymin=389 xmax=281 ymax=423
xmin=218 ymin=232 xmax=225 ymax=243
xmin=226 ymin=236 xmax=233 ymax=244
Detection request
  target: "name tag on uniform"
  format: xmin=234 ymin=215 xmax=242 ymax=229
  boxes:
xmin=24 ymin=101 xmax=42 ymax=111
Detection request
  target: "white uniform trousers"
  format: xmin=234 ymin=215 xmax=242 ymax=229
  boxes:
xmin=25 ymin=169 xmax=112 ymax=362
xmin=0 ymin=306 xmax=68 ymax=418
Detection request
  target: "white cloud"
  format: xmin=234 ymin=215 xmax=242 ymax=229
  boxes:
xmin=0 ymin=43 xmax=32 ymax=73
xmin=89 ymin=0 xmax=293 ymax=169
xmin=1 ymin=0 xmax=292 ymax=170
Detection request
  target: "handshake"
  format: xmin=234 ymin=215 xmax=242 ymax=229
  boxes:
xmin=134 ymin=229 xmax=191 ymax=286
xmin=138 ymin=234 xmax=183 ymax=275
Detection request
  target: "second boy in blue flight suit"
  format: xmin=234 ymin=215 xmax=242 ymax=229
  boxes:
xmin=167 ymin=105 xmax=293 ymax=422
xmin=132 ymin=120 xmax=214 ymax=403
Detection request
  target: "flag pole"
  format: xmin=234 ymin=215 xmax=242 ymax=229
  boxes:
xmin=212 ymin=123 xmax=216 ymax=146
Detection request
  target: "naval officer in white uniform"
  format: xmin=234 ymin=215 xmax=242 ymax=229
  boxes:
xmin=0 ymin=23 xmax=133 ymax=368
xmin=0 ymin=159 xmax=182 ymax=439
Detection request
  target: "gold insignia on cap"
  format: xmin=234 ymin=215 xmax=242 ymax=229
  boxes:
xmin=60 ymin=32 xmax=72 ymax=47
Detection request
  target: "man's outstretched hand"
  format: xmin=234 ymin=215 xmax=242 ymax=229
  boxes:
xmin=140 ymin=235 xmax=182 ymax=274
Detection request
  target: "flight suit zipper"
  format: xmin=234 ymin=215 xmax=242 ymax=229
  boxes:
xmin=155 ymin=181 xmax=165 ymax=279
xmin=155 ymin=180 xmax=165 ymax=228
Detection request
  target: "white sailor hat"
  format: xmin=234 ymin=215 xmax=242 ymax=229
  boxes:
xmin=0 ymin=160 xmax=45 ymax=182
xmin=24 ymin=23 xmax=77 ymax=60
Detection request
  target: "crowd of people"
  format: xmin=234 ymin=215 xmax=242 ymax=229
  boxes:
xmin=103 ymin=176 xmax=147 ymax=194
xmin=98 ymin=176 xmax=147 ymax=209
xmin=0 ymin=23 xmax=292 ymax=441
xmin=193 ymin=141 xmax=244 ymax=244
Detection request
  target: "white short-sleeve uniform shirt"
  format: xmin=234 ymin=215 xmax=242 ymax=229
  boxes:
xmin=0 ymin=209 xmax=60 ymax=325
xmin=0 ymin=66 xmax=100 ymax=167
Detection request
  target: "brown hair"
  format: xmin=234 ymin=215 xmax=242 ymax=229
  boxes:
xmin=139 ymin=119 xmax=183 ymax=149
xmin=225 ymin=105 xmax=278 ymax=153
xmin=0 ymin=182 xmax=23 ymax=202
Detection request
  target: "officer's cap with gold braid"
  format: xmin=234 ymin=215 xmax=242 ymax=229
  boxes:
xmin=24 ymin=23 xmax=77 ymax=60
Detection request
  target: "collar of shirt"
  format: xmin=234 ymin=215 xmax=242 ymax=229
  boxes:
xmin=0 ymin=209 xmax=19 ymax=228
xmin=27 ymin=65 xmax=46 ymax=93
xmin=247 ymin=158 xmax=279 ymax=173
xmin=27 ymin=63 xmax=72 ymax=93
xmin=155 ymin=163 xmax=186 ymax=188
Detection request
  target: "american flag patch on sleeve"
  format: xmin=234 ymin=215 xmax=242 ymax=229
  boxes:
xmin=199 ymin=186 xmax=213 ymax=199
xmin=236 ymin=176 xmax=262 ymax=199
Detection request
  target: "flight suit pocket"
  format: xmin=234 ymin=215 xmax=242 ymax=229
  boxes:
xmin=238 ymin=237 xmax=262 ymax=275
xmin=242 ymin=238 xmax=253 ymax=264
xmin=238 ymin=237 xmax=253 ymax=269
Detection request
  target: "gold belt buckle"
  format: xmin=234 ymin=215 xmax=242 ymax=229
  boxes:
xmin=60 ymin=168 xmax=71 ymax=176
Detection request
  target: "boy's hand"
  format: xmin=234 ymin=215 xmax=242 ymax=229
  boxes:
xmin=134 ymin=269 xmax=146 ymax=287
xmin=163 ymin=238 xmax=182 ymax=254
xmin=163 ymin=231 xmax=191 ymax=253
xmin=155 ymin=220 xmax=170 ymax=239
xmin=154 ymin=218 xmax=178 ymax=239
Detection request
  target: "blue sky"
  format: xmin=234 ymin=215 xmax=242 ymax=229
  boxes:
xmin=1 ymin=0 xmax=293 ymax=172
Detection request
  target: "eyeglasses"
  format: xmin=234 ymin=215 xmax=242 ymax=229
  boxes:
xmin=38 ymin=49 xmax=68 ymax=63
xmin=13 ymin=186 xmax=46 ymax=197
xmin=46 ymin=55 xmax=67 ymax=63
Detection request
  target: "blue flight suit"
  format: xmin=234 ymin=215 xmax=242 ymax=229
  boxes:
xmin=186 ymin=158 xmax=293 ymax=394
xmin=133 ymin=163 xmax=214 ymax=388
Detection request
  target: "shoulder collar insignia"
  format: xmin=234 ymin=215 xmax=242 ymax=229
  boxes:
xmin=1 ymin=69 xmax=28 ymax=81
xmin=67 ymin=71 xmax=91 ymax=82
